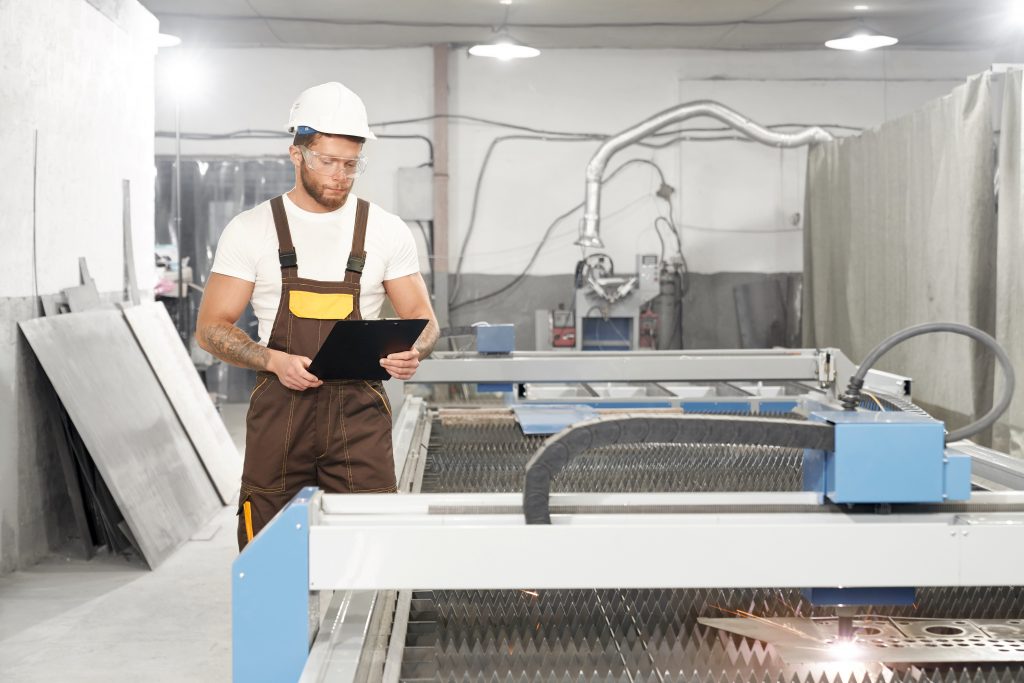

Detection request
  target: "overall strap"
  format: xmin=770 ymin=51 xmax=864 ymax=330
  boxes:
xmin=345 ymin=198 xmax=370 ymax=285
xmin=270 ymin=196 xmax=298 ymax=277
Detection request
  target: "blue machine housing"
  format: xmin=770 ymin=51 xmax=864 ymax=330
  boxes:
xmin=802 ymin=587 xmax=917 ymax=606
xmin=474 ymin=324 xmax=517 ymax=393
xmin=800 ymin=409 xmax=969 ymax=607
xmin=475 ymin=323 xmax=515 ymax=354
xmin=806 ymin=410 xmax=971 ymax=504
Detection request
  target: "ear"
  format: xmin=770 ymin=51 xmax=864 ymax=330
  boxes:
xmin=288 ymin=145 xmax=303 ymax=168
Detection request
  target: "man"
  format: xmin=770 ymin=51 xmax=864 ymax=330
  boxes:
xmin=195 ymin=82 xmax=438 ymax=550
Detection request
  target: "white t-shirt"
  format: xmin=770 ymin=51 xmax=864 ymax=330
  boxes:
xmin=211 ymin=192 xmax=420 ymax=345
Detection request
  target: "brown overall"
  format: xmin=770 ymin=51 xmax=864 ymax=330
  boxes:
xmin=238 ymin=195 xmax=397 ymax=550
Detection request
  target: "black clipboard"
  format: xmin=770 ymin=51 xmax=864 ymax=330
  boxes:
xmin=308 ymin=318 xmax=428 ymax=381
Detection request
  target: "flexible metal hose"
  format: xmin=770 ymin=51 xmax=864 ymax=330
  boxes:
xmin=578 ymin=100 xmax=834 ymax=248
xmin=840 ymin=322 xmax=1015 ymax=443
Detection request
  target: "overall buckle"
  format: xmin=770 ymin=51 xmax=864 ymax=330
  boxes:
xmin=278 ymin=250 xmax=298 ymax=269
xmin=346 ymin=255 xmax=366 ymax=274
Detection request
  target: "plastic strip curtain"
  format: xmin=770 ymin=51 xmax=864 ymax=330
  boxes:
xmin=802 ymin=74 xmax=1000 ymax=443
xmin=155 ymin=157 xmax=294 ymax=401
xmin=995 ymin=70 xmax=1024 ymax=457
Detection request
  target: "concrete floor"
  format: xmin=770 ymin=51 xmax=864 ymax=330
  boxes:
xmin=0 ymin=403 xmax=248 ymax=682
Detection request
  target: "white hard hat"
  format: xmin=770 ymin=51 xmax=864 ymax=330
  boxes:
xmin=287 ymin=82 xmax=377 ymax=140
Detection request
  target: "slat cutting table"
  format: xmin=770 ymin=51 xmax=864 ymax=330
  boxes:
xmin=232 ymin=348 xmax=1024 ymax=683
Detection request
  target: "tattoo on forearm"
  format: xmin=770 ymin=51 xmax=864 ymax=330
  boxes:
xmin=414 ymin=319 xmax=440 ymax=359
xmin=200 ymin=323 xmax=270 ymax=371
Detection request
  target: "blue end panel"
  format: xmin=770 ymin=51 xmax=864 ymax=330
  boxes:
xmin=233 ymin=487 xmax=316 ymax=683
xmin=475 ymin=324 xmax=515 ymax=354
xmin=476 ymin=383 xmax=514 ymax=393
xmin=812 ymin=410 xmax=946 ymax=504
xmin=802 ymin=449 xmax=826 ymax=503
xmin=944 ymin=450 xmax=972 ymax=501
xmin=802 ymin=587 xmax=917 ymax=606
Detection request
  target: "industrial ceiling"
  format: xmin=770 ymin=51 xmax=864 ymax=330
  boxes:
xmin=139 ymin=0 xmax=1020 ymax=51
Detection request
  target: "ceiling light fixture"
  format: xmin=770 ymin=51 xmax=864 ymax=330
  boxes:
xmin=825 ymin=32 xmax=898 ymax=51
xmin=469 ymin=0 xmax=540 ymax=60
xmin=157 ymin=33 xmax=182 ymax=48
xmin=469 ymin=33 xmax=540 ymax=60
xmin=853 ymin=4 xmax=869 ymax=10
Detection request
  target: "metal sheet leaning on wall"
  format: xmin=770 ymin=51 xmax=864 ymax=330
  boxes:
xmin=20 ymin=310 xmax=221 ymax=568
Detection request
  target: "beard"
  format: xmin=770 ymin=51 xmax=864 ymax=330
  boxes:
xmin=300 ymin=165 xmax=350 ymax=211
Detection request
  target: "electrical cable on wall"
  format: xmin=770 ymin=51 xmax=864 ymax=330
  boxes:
xmin=155 ymin=114 xmax=858 ymax=313
xmin=450 ymin=157 xmax=674 ymax=311
xmin=651 ymin=219 xmax=667 ymax=261
xmin=345 ymin=113 xmax=863 ymax=134
xmin=450 ymin=142 xmax=679 ymax=305
xmin=448 ymin=133 xmax=599 ymax=304
xmin=156 ymin=117 xmax=860 ymax=146
xmin=444 ymin=124 xmax=840 ymax=306
xmin=155 ymin=129 xmax=435 ymax=166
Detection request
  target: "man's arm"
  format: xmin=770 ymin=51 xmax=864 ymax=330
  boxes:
xmin=195 ymin=274 xmax=322 ymax=391
xmin=380 ymin=272 xmax=439 ymax=380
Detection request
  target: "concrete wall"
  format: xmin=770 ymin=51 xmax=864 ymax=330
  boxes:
xmin=154 ymin=45 xmax=995 ymax=345
xmin=0 ymin=0 xmax=157 ymax=573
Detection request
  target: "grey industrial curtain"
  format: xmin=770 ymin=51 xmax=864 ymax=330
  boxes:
xmin=995 ymin=70 xmax=1024 ymax=456
xmin=803 ymin=73 xmax=1002 ymax=445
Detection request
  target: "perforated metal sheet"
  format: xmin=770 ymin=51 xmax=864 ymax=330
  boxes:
xmin=21 ymin=310 xmax=220 ymax=568
xmin=699 ymin=616 xmax=1024 ymax=664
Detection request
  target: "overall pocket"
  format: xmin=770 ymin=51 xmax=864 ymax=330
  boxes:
xmin=288 ymin=290 xmax=353 ymax=319
xmin=242 ymin=377 xmax=294 ymax=492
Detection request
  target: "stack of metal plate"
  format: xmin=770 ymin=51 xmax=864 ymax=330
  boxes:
xmin=403 ymin=414 xmax=1024 ymax=683
xmin=20 ymin=305 xmax=237 ymax=568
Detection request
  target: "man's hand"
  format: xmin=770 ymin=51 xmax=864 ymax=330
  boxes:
xmin=380 ymin=348 xmax=420 ymax=380
xmin=268 ymin=350 xmax=323 ymax=391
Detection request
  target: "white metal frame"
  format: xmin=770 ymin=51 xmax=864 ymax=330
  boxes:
xmin=412 ymin=349 xmax=911 ymax=406
xmin=307 ymin=491 xmax=1024 ymax=592
xmin=415 ymin=349 xmax=831 ymax=384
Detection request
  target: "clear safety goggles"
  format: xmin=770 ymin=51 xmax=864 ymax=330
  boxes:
xmin=298 ymin=146 xmax=367 ymax=178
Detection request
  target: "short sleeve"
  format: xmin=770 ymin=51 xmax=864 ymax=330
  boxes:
xmin=210 ymin=215 xmax=258 ymax=283
xmin=383 ymin=216 xmax=421 ymax=280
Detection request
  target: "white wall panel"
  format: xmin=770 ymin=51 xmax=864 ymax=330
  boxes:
xmin=151 ymin=46 xmax=995 ymax=282
xmin=0 ymin=0 xmax=157 ymax=298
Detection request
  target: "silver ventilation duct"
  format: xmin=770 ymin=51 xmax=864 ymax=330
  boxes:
xmin=577 ymin=100 xmax=835 ymax=248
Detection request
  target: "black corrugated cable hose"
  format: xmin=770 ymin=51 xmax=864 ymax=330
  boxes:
xmin=522 ymin=415 xmax=835 ymax=524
